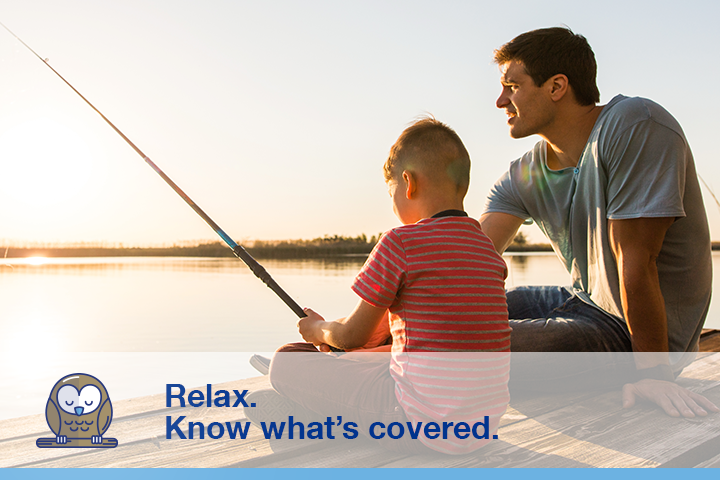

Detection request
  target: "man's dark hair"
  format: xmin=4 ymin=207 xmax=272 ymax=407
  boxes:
xmin=493 ymin=27 xmax=600 ymax=106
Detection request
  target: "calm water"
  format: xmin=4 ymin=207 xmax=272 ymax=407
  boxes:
xmin=1 ymin=253 xmax=718 ymax=420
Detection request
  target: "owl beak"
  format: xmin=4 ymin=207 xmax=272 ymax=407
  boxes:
xmin=74 ymin=406 xmax=84 ymax=416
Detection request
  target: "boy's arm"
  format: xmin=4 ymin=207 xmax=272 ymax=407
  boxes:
xmin=298 ymin=300 xmax=387 ymax=351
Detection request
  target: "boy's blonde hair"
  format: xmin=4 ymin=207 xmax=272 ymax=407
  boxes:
xmin=384 ymin=116 xmax=470 ymax=193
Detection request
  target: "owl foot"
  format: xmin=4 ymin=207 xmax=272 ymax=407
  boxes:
xmin=56 ymin=435 xmax=67 ymax=444
xmin=92 ymin=435 xmax=102 ymax=444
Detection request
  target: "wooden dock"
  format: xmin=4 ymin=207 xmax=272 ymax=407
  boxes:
xmin=3 ymin=330 xmax=719 ymax=468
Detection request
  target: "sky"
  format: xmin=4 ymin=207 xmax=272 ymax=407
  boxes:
xmin=1 ymin=0 xmax=719 ymax=246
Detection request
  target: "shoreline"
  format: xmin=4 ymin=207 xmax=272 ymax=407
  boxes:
xmin=1 ymin=242 xmax=557 ymax=259
xmin=4 ymin=241 xmax=719 ymax=259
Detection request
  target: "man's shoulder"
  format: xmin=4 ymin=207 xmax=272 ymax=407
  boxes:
xmin=507 ymin=140 xmax=545 ymax=173
xmin=597 ymin=95 xmax=682 ymax=136
xmin=497 ymin=141 xmax=550 ymax=191
xmin=596 ymin=95 xmax=650 ymax=129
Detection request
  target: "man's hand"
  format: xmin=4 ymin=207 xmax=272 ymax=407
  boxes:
xmin=622 ymin=379 xmax=720 ymax=417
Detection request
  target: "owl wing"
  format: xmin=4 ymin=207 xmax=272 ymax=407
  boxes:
xmin=96 ymin=398 xmax=113 ymax=436
xmin=45 ymin=399 xmax=62 ymax=435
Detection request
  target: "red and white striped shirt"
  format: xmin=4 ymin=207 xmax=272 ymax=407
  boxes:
xmin=352 ymin=215 xmax=510 ymax=453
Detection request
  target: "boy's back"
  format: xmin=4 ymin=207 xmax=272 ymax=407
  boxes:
xmin=353 ymin=212 xmax=510 ymax=453
xmin=353 ymin=214 xmax=510 ymax=352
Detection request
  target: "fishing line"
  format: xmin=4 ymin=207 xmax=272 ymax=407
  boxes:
xmin=699 ymin=174 xmax=720 ymax=214
xmin=0 ymin=21 xmax=306 ymax=318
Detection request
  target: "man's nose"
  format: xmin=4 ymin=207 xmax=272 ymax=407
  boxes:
xmin=496 ymin=90 xmax=509 ymax=109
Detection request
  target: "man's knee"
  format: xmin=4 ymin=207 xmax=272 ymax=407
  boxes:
xmin=506 ymin=285 xmax=572 ymax=320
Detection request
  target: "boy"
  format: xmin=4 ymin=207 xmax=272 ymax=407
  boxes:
xmin=246 ymin=117 xmax=510 ymax=454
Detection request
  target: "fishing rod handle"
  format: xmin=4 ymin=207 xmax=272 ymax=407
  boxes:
xmin=232 ymin=246 xmax=307 ymax=318
xmin=234 ymin=246 xmax=343 ymax=351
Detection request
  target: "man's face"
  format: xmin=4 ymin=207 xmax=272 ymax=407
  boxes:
xmin=496 ymin=61 xmax=554 ymax=139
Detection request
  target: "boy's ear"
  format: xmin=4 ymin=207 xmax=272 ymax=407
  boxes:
xmin=402 ymin=171 xmax=417 ymax=199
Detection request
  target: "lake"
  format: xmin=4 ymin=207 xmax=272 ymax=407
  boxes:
xmin=1 ymin=252 xmax=718 ymax=420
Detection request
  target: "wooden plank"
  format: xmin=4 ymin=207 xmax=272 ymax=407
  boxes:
xmin=15 ymin=424 xmax=328 ymax=468
xmin=4 ymin=353 xmax=719 ymax=468
xmin=695 ymin=451 xmax=720 ymax=468
xmin=7 ymin=375 xmax=382 ymax=468
xmin=233 ymin=353 xmax=720 ymax=468
xmin=226 ymin=375 xmax=601 ymax=467
xmin=234 ymin=416 xmax=600 ymax=469
xmin=700 ymin=329 xmax=720 ymax=352
xmin=380 ymin=353 xmax=720 ymax=468
xmin=385 ymin=391 xmax=720 ymax=468
xmin=676 ymin=353 xmax=720 ymax=383
xmin=228 ymin=438 xmax=394 ymax=468
xmin=0 ymin=375 xmax=272 ymax=443
xmin=658 ymin=433 xmax=720 ymax=467
xmin=498 ymin=355 xmax=720 ymax=468
xmin=382 ymin=439 xmax=596 ymax=468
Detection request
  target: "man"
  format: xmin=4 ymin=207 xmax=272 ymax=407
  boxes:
xmin=481 ymin=27 xmax=718 ymax=417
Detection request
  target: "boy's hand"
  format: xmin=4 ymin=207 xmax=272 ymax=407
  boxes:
xmin=297 ymin=308 xmax=327 ymax=346
xmin=297 ymin=300 xmax=387 ymax=351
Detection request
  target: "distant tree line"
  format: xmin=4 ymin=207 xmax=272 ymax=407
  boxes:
xmin=504 ymin=232 xmax=552 ymax=252
xmin=20 ymin=231 xmax=692 ymax=258
xmin=246 ymin=234 xmax=380 ymax=258
xmin=1 ymin=234 xmax=382 ymax=259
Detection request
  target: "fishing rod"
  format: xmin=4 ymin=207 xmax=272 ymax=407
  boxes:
xmin=1 ymin=21 xmax=306 ymax=319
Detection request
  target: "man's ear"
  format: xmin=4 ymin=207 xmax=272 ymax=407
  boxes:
xmin=547 ymin=74 xmax=569 ymax=102
xmin=402 ymin=170 xmax=417 ymax=199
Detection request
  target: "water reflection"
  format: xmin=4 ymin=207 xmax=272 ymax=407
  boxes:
xmin=1 ymin=253 xmax=718 ymax=423
xmin=0 ymin=256 xmax=368 ymax=277
xmin=1 ymin=253 xmax=717 ymax=358
xmin=505 ymin=252 xmax=571 ymax=289
xmin=0 ymin=255 xmax=370 ymax=354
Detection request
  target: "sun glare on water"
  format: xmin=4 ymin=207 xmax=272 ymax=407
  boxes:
xmin=25 ymin=256 xmax=49 ymax=266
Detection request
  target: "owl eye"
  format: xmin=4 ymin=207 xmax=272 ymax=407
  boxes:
xmin=78 ymin=385 xmax=102 ymax=415
xmin=57 ymin=385 xmax=80 ymax=414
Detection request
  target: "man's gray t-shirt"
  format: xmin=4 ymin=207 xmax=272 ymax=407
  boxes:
xmin=484 ymin=94 xmax=712 ymax=353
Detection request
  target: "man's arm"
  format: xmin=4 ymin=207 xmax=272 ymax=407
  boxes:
xmin=608 ymin=217 xmax=673 ymax=357
xmin=609 ymin=217 xmax=719 ymax=417
xmin=480 ymin=212 xmax=525 ymax=254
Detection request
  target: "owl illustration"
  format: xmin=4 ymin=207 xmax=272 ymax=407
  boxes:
xmin=44 ymin=373 xmax=114 ymax=446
